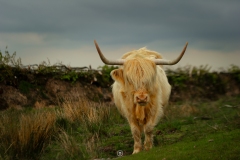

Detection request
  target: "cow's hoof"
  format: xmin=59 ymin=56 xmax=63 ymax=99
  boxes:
xmin=132 ymin=149 xmax=141 ymax=154
xmin=144 ymin=143 xmax=152 ymax=151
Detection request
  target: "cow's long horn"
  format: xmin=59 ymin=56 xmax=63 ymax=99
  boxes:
xmin=94 ymin=40 xmax=125 ymax=65
xmin=153 ymin=42 xmax=188 ymax=65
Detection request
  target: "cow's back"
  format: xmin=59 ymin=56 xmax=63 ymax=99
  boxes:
xmin=156 ymin=66 xmax=171 ymax=107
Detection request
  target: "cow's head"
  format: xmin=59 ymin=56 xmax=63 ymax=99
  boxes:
xmin=94 ymin=40 xmax=188 ymax=106
xmin=111 ymin=56 xmax=157 ymax=106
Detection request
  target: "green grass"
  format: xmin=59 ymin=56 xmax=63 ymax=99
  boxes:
xmin=120 ymin=129 xmax=240 ymax=160
xmin=0 ymin=95 xmax=240 ymax=159
xmin=118 ymin=96 xmax=240 ymax=160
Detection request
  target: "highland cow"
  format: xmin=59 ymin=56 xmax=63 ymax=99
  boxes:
xmin=94 ymin=40 xmax=188 ymax=154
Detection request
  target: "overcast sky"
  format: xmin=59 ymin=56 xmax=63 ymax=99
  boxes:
xmin=0 ymin=0 xmax=239 ymax=70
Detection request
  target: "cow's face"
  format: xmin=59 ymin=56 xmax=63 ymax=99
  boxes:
xmin=111 ymin=58 xmax=156 ymax=106
xmin=133 ymin=88 xmax=150 ymax=106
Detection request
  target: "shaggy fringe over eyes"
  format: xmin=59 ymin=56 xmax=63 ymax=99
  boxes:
xmin=123 ymin=57 xmax=156 ymax=91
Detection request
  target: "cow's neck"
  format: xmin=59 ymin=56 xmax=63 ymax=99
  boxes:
xmin=134 ymin=103 xmax=151 ymax=125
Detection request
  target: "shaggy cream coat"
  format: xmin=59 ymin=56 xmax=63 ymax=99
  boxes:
xmin=111 ymin=48 xmax=171 ymax=154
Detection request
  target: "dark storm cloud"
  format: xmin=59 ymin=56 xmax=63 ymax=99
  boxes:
xmin=0 ymin=0 xmax=240 ymax=51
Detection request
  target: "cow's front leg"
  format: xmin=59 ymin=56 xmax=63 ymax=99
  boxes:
xmin=143 ymin=124 xmax=154 ymax=151
xmin=130 ymin=121 xmax=142 ymax=154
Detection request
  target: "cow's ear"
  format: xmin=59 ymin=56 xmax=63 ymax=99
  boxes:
xmin=110 ymin=69 xmax=124 ymax=85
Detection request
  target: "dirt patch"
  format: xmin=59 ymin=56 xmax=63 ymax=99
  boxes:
xmin=0 ymin=77 xmax=112 ymax=109
xmin=0 ymin=85 xmax=27 ymax=110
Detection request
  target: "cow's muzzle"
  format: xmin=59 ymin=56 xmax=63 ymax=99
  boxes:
xmin=135 ymin=94 xmax=149 ymax=106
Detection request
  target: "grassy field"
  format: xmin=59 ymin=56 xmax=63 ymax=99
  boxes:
xmin=0 ymin=95 xmax=240 ymax=160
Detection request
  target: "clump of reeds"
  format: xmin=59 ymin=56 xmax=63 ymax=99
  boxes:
xmin=0 ymin=91 xmax=112 ymax=159
xmin=55 ymin=91 xmax=111 ymax=159
xmin=0 ymin=110 xmax=56 ymax=159
xmin=58 ymin=90 xmax=110 ymax=129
